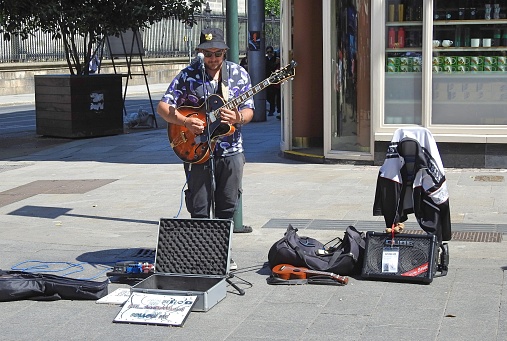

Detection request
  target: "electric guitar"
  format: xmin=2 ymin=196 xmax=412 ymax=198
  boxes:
xmin=167 ymin=60 xmax=297 ymax=164
xmin=271 ymin=264 xmax=349 ymax=285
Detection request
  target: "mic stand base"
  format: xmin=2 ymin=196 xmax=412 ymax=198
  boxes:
xmin=226 ymin=273 xmax=252 ymax=296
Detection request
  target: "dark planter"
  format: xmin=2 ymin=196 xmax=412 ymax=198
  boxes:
xmin=34 ymin=74 xmax=124 ymax=138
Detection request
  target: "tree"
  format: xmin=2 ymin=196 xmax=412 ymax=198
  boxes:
xmin=0 ymin=0 xmax=204 ymax=75
xmin=265 ymin=0 xmax=280 ymax=17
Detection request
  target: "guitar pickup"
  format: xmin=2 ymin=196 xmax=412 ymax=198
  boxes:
xmin=194 ymin=134 xmax=209 ymax=144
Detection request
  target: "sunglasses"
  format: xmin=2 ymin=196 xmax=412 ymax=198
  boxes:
xmin=267 ymin=50 xmax=274 ymax=53
xmin=202 ymin=50 xmax=225 ymax=58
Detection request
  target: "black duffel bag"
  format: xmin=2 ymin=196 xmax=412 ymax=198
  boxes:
xmin=268 ymin=224 xmax=365 ymax=276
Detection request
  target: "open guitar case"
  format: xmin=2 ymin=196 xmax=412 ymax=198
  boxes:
xmin=131 ymin=218 xmax=236 ymax=312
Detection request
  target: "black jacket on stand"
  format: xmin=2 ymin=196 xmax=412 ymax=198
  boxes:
xmin=373 ymin=127 xmax=452 ymax=242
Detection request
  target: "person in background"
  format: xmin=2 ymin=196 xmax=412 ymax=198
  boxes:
xmin=156 ymin=28 xmax=255 ymax=270
xmin=240 ymin=55 xmax=248 ymax=71
xmin=265 ymin=46 xmax=280 ymax=116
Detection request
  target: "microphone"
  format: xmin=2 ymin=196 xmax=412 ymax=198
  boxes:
xmin=197 ymin=52 xmax=205 ymax=66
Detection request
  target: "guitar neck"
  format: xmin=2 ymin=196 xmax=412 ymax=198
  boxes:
xmin=306 ymin=269 xmax=349 ymax=285
xmin=211 ymin=79 xmax=272 ymax=120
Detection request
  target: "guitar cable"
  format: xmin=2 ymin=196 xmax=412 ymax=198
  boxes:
xmin=174 ymin=164 xmax=191 ymax=218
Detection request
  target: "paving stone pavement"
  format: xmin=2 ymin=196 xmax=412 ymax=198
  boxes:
xmin=0 ymin=86 xmax=506 ymax=340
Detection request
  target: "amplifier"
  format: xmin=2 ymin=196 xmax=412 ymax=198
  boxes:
xmin=361 ymin=231 xmax=438 ymax=284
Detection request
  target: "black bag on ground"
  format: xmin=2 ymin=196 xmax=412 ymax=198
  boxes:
xmin=0 ymin=270 xmax=108 ymax=302
xmin=267 ymin=225 xmax=365 ymax=276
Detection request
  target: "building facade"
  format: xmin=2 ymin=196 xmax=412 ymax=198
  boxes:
xmin=279 ymin=0 xmax=507 ymax=168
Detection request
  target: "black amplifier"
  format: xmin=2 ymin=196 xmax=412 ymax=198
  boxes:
xmin=361 ymin=231 xmax=438 ymax=284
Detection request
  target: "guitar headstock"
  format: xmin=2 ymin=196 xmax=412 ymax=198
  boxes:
xmin=268 ymin=60 xmax=297 ymax=85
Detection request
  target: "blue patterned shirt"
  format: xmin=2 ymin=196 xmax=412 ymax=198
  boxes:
xmin=161 ymin=60 xmax=254 ymax=157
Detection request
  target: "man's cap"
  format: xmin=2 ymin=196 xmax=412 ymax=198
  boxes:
xmin=197 ymin=28 xmax=229 ymax=50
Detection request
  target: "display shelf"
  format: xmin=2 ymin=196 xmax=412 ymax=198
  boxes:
xmin=384 ymin=99 xmax=423 ymax=104
xmin=386 ymin=48 xmax=423 ymax=52
xmin=433 ymin=19 xmax=507 ymax=26
xmin=386 ymin=21 xmax=423 ymax=26
xmin=433 ymin=47 xmax=507 ymax=52
xmin=432 ymin=73 xmax=507 ymax=80
xmin=432 ymin=100 xmax=507 ymax=104
xmin=381 ymin=0 xmax=507 ymax=128
xmin=386 ymin=73 xmax=423 ymax=79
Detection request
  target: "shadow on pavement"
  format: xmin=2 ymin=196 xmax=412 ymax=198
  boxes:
xmin=0 ymin=131 xmax=74 ymax=161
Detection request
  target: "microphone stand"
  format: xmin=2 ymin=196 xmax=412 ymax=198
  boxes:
xmin=200 ymin=57 xmax=245 ymax=295
xmin=199 ymin=56 xmax=216 ymax=220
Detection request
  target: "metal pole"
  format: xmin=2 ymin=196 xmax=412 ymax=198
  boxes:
xmin=226 ymin=0 xmax=239 ymax=63
xmin=270 ymin=10 xmax=275 ymax=47
xmin=228 ymin=0 xmax=249 ymax=233
xmin=10 ymin=35 xmax=21 ymax=62
xmin=248 ymin=0 xmax=266 ymax=122
xmin=204 ymin=2 xmax=212 ymax=29
xmin=185 ymin=22 xmax=193 ymax=64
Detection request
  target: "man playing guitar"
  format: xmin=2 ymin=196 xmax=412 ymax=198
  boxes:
xmin=157 ymin=28 xmax=255 ymax=269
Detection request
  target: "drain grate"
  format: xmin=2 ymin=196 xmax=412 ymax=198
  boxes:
xmin=262 ymin=219 xmax=504 ymax=243
xmin=404 ymin=229 xmax=502 ymax=242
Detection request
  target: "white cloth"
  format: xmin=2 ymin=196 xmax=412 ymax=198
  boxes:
xmin=379 ymin=126 xmax=449 ymax=204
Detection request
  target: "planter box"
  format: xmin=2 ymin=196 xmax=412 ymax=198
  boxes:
xmin=35 ymin=74 xmax=123 ymax=138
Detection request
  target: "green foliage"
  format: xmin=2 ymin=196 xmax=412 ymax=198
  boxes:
xmin=265 ymin=0 xmax=280 ymax=17
xmin=0 ymin=0 xmax=204 ymax=75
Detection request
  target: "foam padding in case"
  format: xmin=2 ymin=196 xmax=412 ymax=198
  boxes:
xmin=156 ymin=218 xmax=233 ymax=276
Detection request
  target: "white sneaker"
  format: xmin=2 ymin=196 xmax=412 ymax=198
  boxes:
xmin=229 ymin=259 xmax=238 ymax=271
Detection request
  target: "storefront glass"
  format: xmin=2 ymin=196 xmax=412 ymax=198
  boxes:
xmin=432 ymin=0 xmax=507 ymax=125
xmin=384 ymin=0 xmax=423 ymax=125
xmin=330 ymin=0 xmax=371 ymax=152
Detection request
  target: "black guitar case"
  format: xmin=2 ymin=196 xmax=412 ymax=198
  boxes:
xmin=0 ymin=269 xmax=108 ymax=301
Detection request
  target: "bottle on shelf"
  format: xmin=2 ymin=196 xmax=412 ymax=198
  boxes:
xmin=389 ymin=3 xmax=395 ymax=22
xmin=407 ymin=31 xmax=416 ymax=47
xmin=445 ymin=4 xmax=453 ymax=20
xmin=493 ymin=28 xmax=501 ymax=47
xmin=405 ymin=0 xmax=414 ymax=21
xmin=398 ymin=27 xmax=405 ymax=48
xmin=503 ymin=29 xmax=507 ymax=47
xmin=398 ymin=3 xmax=404 ymax=22
xmin=463 ymin=27 xmax=471 ymax=47
xmin=414 ymin=0 xmax=422 ymax=21
xmin=485 ymin=3 xmax=492 ymax=20
xmin=493 ymin=3 xmax=501 ymax=19
xmin=458 ymin=4 xmax=466 ymax=20
xmin=388 ymin=27 xmax=396 ymax=48
xmin=455 ymin=27 xmax=462 ymax=48
xmin=469 ymin=1 xmax=477 ymax=20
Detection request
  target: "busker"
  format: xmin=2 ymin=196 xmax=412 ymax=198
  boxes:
xmin=157 ymin=28 xmax=255 ymax=270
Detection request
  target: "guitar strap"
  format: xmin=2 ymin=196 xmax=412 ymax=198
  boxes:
xmin=221 ymin=61 xmax=229 ymax=102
